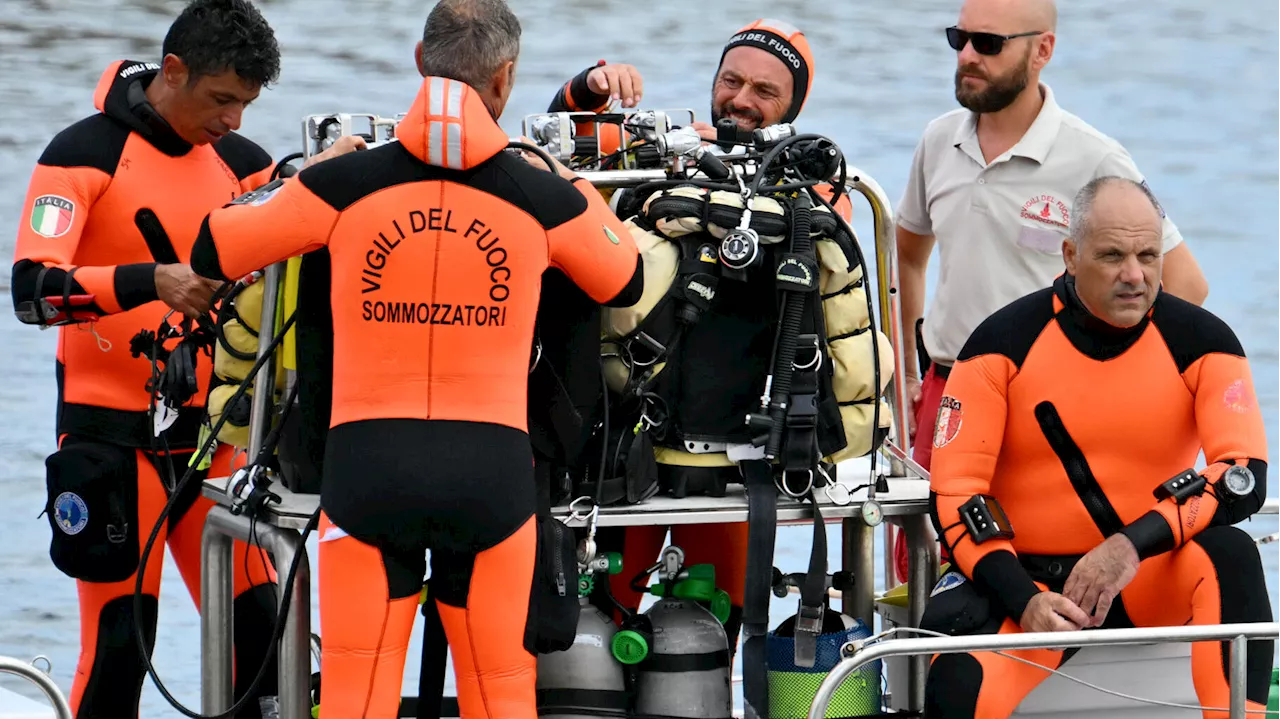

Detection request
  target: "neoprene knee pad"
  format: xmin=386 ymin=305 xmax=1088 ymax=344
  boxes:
xmin=75 ymin=594 xmax=157 ymax=718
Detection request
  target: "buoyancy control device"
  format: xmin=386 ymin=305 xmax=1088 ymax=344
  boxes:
xmin=536 ymin=551 xmax=631 ymax=719
xmin=611 ymin=546 xmax=734 ymax=719
xmin=590 ymin=165 xmax=894 ymax=506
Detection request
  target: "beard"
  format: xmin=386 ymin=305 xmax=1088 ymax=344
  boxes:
xmin=710 ymin=98 xmax=765 ymax=131
xmin=954 ymin=45 xmax=1031 ymax=114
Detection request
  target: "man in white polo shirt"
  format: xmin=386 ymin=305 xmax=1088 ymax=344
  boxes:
xmin=889 ymin=0 xmax=1208 ymax=580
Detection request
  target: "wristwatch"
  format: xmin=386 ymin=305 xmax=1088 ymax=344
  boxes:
xmin=1222 ymin=465 xmax=1256 ymax=498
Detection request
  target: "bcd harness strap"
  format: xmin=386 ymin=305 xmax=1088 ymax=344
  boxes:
xmin=741 ymin=190 xmax=829 ymax=719
xmin=591 ymin=229 xmax=721 ymax=507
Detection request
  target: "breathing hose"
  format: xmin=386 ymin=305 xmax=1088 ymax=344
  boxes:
xmin=762 ymin=190 xmax=813 ymax=460
xmin=133 ymin=304 xmax=318 ymax=719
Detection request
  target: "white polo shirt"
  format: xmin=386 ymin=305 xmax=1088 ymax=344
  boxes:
xmin=895 ymin=83 xmax=1184 ymax=366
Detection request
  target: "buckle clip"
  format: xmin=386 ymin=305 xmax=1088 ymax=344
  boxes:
xmin=793 ymin=601 xmax=824 ymax=668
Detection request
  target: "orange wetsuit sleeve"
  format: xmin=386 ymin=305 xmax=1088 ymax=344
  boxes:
xmin=239 ymin=164 xmax=276 ymax=195
xmin=1119 ymin=349 xmax=1269 ymax=559
xmin=547 ymin=61 xmax=611 ymax=113
xmin=545 ymin=177 xmax=643 ymax=307
xmin=813 ymin=183 xmax=853 ymax=224
xmin=191 ymin=173 xmax=340 ymax=282
xmin=930 ymin=352 xmax=1043 ymax=621
xmin=11 ymin=162 xmax=158 ymax=324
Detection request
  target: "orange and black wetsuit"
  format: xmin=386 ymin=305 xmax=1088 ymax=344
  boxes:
xmin=191 ymin=75 xmax=644 ymax=719
xmin=9 ymin=60 xmax=280 ymax=718
xmin=923 ymin=273 xmax=1272 ymax=718
xmin=546 ymin=60 xmax=628 ymax=158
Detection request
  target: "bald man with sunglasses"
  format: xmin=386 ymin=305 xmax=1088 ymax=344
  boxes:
xmin=888 ymin=0 xmax=1208 ymax=582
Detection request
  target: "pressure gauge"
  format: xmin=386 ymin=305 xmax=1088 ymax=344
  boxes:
xmin=1222 ymin=465 xmax=1255 ymax=498
xmin=861 ymin=499 xmax=883 ymax=527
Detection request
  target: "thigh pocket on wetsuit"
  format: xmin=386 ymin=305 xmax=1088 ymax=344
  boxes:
xmin=43 ymin=440 xmax=139 ymax=583
xmin=525 ymin=515 xmax=582 ymax=655
xmin=919 ymin=570 xmax=1000 ymax=636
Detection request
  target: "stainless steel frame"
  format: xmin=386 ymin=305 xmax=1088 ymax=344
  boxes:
xmin=245 ymin=263 xmax=282 ymax=462
xmin=200 ymin=504 xmax=311 ymax=718
xmin=807 ymin=622 xmax=1280 ymax=719
xmin=0 ymin=656 xmax=73 ymax=719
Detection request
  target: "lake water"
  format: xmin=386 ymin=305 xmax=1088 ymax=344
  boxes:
xmin=0 ymin=0 xmax=1275 ymax=715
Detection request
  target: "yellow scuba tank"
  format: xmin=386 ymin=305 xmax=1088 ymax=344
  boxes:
xmin=206 ymin=268 xmax=291 ymax=450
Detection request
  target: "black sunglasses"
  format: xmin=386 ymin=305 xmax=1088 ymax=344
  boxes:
xmin=946 ymin=26 xmax=1043 ymax=55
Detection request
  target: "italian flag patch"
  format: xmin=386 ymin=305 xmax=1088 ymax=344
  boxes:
xmin=30 ymin=195 xmax=74 ymax=238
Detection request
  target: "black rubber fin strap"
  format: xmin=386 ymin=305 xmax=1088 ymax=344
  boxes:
xmin=1034 ymin=401 xmax=1125 ymax=537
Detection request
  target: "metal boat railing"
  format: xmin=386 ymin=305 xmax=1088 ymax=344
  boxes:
xmin=0 ymin=656 xmax=73 ymax=719
xmin=808 ymin=622 xmax=1280 ymax=719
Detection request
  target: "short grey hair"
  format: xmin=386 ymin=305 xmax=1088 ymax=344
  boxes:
xmin=419 ymin=0 xmax=522 ymax=90
xmin=1068 ymin=175 xmax=1164 ymax=245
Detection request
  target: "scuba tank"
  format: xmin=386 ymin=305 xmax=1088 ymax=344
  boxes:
xmin=536 ymin=551 xmax=630 ymax=719
xmin=766 ymin=570 xmax=880 ymax=719
xmin=611 ymin=547 xmax=734 ymax=719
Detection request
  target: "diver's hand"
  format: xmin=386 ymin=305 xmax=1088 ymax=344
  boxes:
xmin=304 ymin=135 xmax=367 ymax=168
xmin=587 ymin=63 xmax=644 ymax=108
xmin=156 ymin=264 xmax=221 ymax=317
xmin=515 ymin=136 xmax=578 ymax=180
xmin=690 ymin=121 xmax=718 ymax=142
xmin=1019 ymin=591 xmax=1090 ymax=633
xmin=1062 ymin=534 xmax=1140 ymax=627
xmin=905 ymin=374 xmax=923 ymax=442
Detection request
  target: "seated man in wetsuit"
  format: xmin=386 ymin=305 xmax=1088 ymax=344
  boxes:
xmin=189 ymin=1 xmax=645 ymax=717
xmin=923 ymin=175 xmax=1273 ymax=718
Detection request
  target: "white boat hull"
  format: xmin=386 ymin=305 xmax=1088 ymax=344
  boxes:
xmin=0 ymin=686 xmax=55 ymax=719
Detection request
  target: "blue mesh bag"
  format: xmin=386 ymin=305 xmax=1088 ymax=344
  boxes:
xmin=766 ymin=608 xmax=882 ymax=718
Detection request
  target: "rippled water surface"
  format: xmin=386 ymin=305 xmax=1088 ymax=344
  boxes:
xmin=0 ymin=0 xmax=1276 ymax=714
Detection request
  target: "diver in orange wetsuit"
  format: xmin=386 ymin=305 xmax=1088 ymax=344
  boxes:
xmin=544 ymin=19 xmax=828 ymax=653
xmin=922 ymin=176 xmax=1273 ymax=718
xmin=189 ymin=2 xmax=644 ymax=716
xmin=8 ymin=3 xmax=292 ymax=716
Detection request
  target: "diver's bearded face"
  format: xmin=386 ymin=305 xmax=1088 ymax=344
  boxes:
xmin=710 ymin=47 xmax=792 ymax=132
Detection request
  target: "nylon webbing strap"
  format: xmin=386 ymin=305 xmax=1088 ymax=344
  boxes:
xmin=795 ymin=491 xmax=827 ymax=668
xmin=779 ymin=311 xmax=826 ymax=667
xmin=741 ymin=459 xmax=776 ymax=719
xmin=780 ymin=332 xmax=821 ymax=474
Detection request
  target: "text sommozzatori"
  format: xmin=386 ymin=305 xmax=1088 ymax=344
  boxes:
xmin=359 ymin=208 xmax=511 ymax=327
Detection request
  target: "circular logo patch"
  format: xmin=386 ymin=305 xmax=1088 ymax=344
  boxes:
xmin=54 ymin=492 xmax=89 ymax=535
